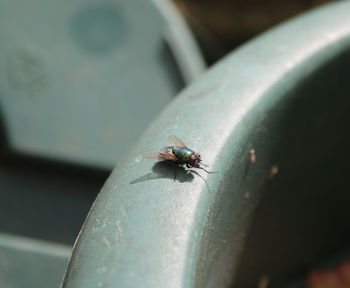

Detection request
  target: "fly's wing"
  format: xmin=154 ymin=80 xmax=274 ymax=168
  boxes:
xmin=168 ymin=135 xmax=187 ymax=148
xmin=142 ymin=153 xmax=162 ymax=159
xmin=159 ymin=148 xmax=178 ymax=161
xmin=142 ymin=148 xmax=178 ymax=161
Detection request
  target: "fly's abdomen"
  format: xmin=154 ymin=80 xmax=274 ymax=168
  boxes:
xmin=172 ymin=147 xmax=193 ymax=163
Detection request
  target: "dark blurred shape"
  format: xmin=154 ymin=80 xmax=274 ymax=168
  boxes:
xmin=305 ymin=260 xmax=350 ymax=288
xmin=174 ymin=0 xmax=334 ymax=64
xmin=0 ymin=149 xmax=109 ymax=244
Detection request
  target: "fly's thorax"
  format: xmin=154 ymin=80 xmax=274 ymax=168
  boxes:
xmin=171 ymin=147 xmax=194 ymax=162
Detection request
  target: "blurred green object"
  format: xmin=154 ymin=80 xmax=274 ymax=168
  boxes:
xmin=0 ymin=0 xmax=205 ymax=169
xmin=62 ymin=1 xmax=350 ymax=287
xmin=0 ymin=233 xmax=70 ymax=288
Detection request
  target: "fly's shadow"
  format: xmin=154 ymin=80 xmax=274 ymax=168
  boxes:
xmin=130 ymin=161 xmax=212 ymax=193
xmin=130 ymin=161 xmax=194 ymax=184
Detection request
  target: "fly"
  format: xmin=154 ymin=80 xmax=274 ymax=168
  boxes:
xmin=143 ymin=135 xmax=213 ymax=174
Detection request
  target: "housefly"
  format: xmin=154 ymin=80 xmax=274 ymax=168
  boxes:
xmin=143 ymin=135 xmax=212 ymax=174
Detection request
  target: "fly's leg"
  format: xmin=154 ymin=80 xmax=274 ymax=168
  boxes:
xmin=173 ymin=165 xmax=178 ymax=182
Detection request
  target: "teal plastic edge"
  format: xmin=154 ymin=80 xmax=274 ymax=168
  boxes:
xmin=62 ymin=2 xmax=350 ymax=287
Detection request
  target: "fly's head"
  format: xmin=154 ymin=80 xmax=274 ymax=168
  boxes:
xmin=188 ymin=152 xmax=202 ymax=168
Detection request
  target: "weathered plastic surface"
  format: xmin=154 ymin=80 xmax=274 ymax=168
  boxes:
xmin=62 ymin=2 xmax=350 ymax=287
xmin=0 ymin=233 xmax=70 ymax=288
xmin=0 ymin=0 xmax=204 ymax=169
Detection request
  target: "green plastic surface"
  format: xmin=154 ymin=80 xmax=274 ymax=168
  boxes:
xmin=0 ymin=233 xmax=70 ymax=288
xmin=63 ymin=2 xmax=350 ymax=287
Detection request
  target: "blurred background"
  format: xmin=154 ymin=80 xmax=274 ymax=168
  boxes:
xmin=0 ymin=0 xmax=338 ymax=287
xmin=175 ymin=0 xmax=332 ymax=64
xmin=0 ymin=0 xmax=334 ymax=245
